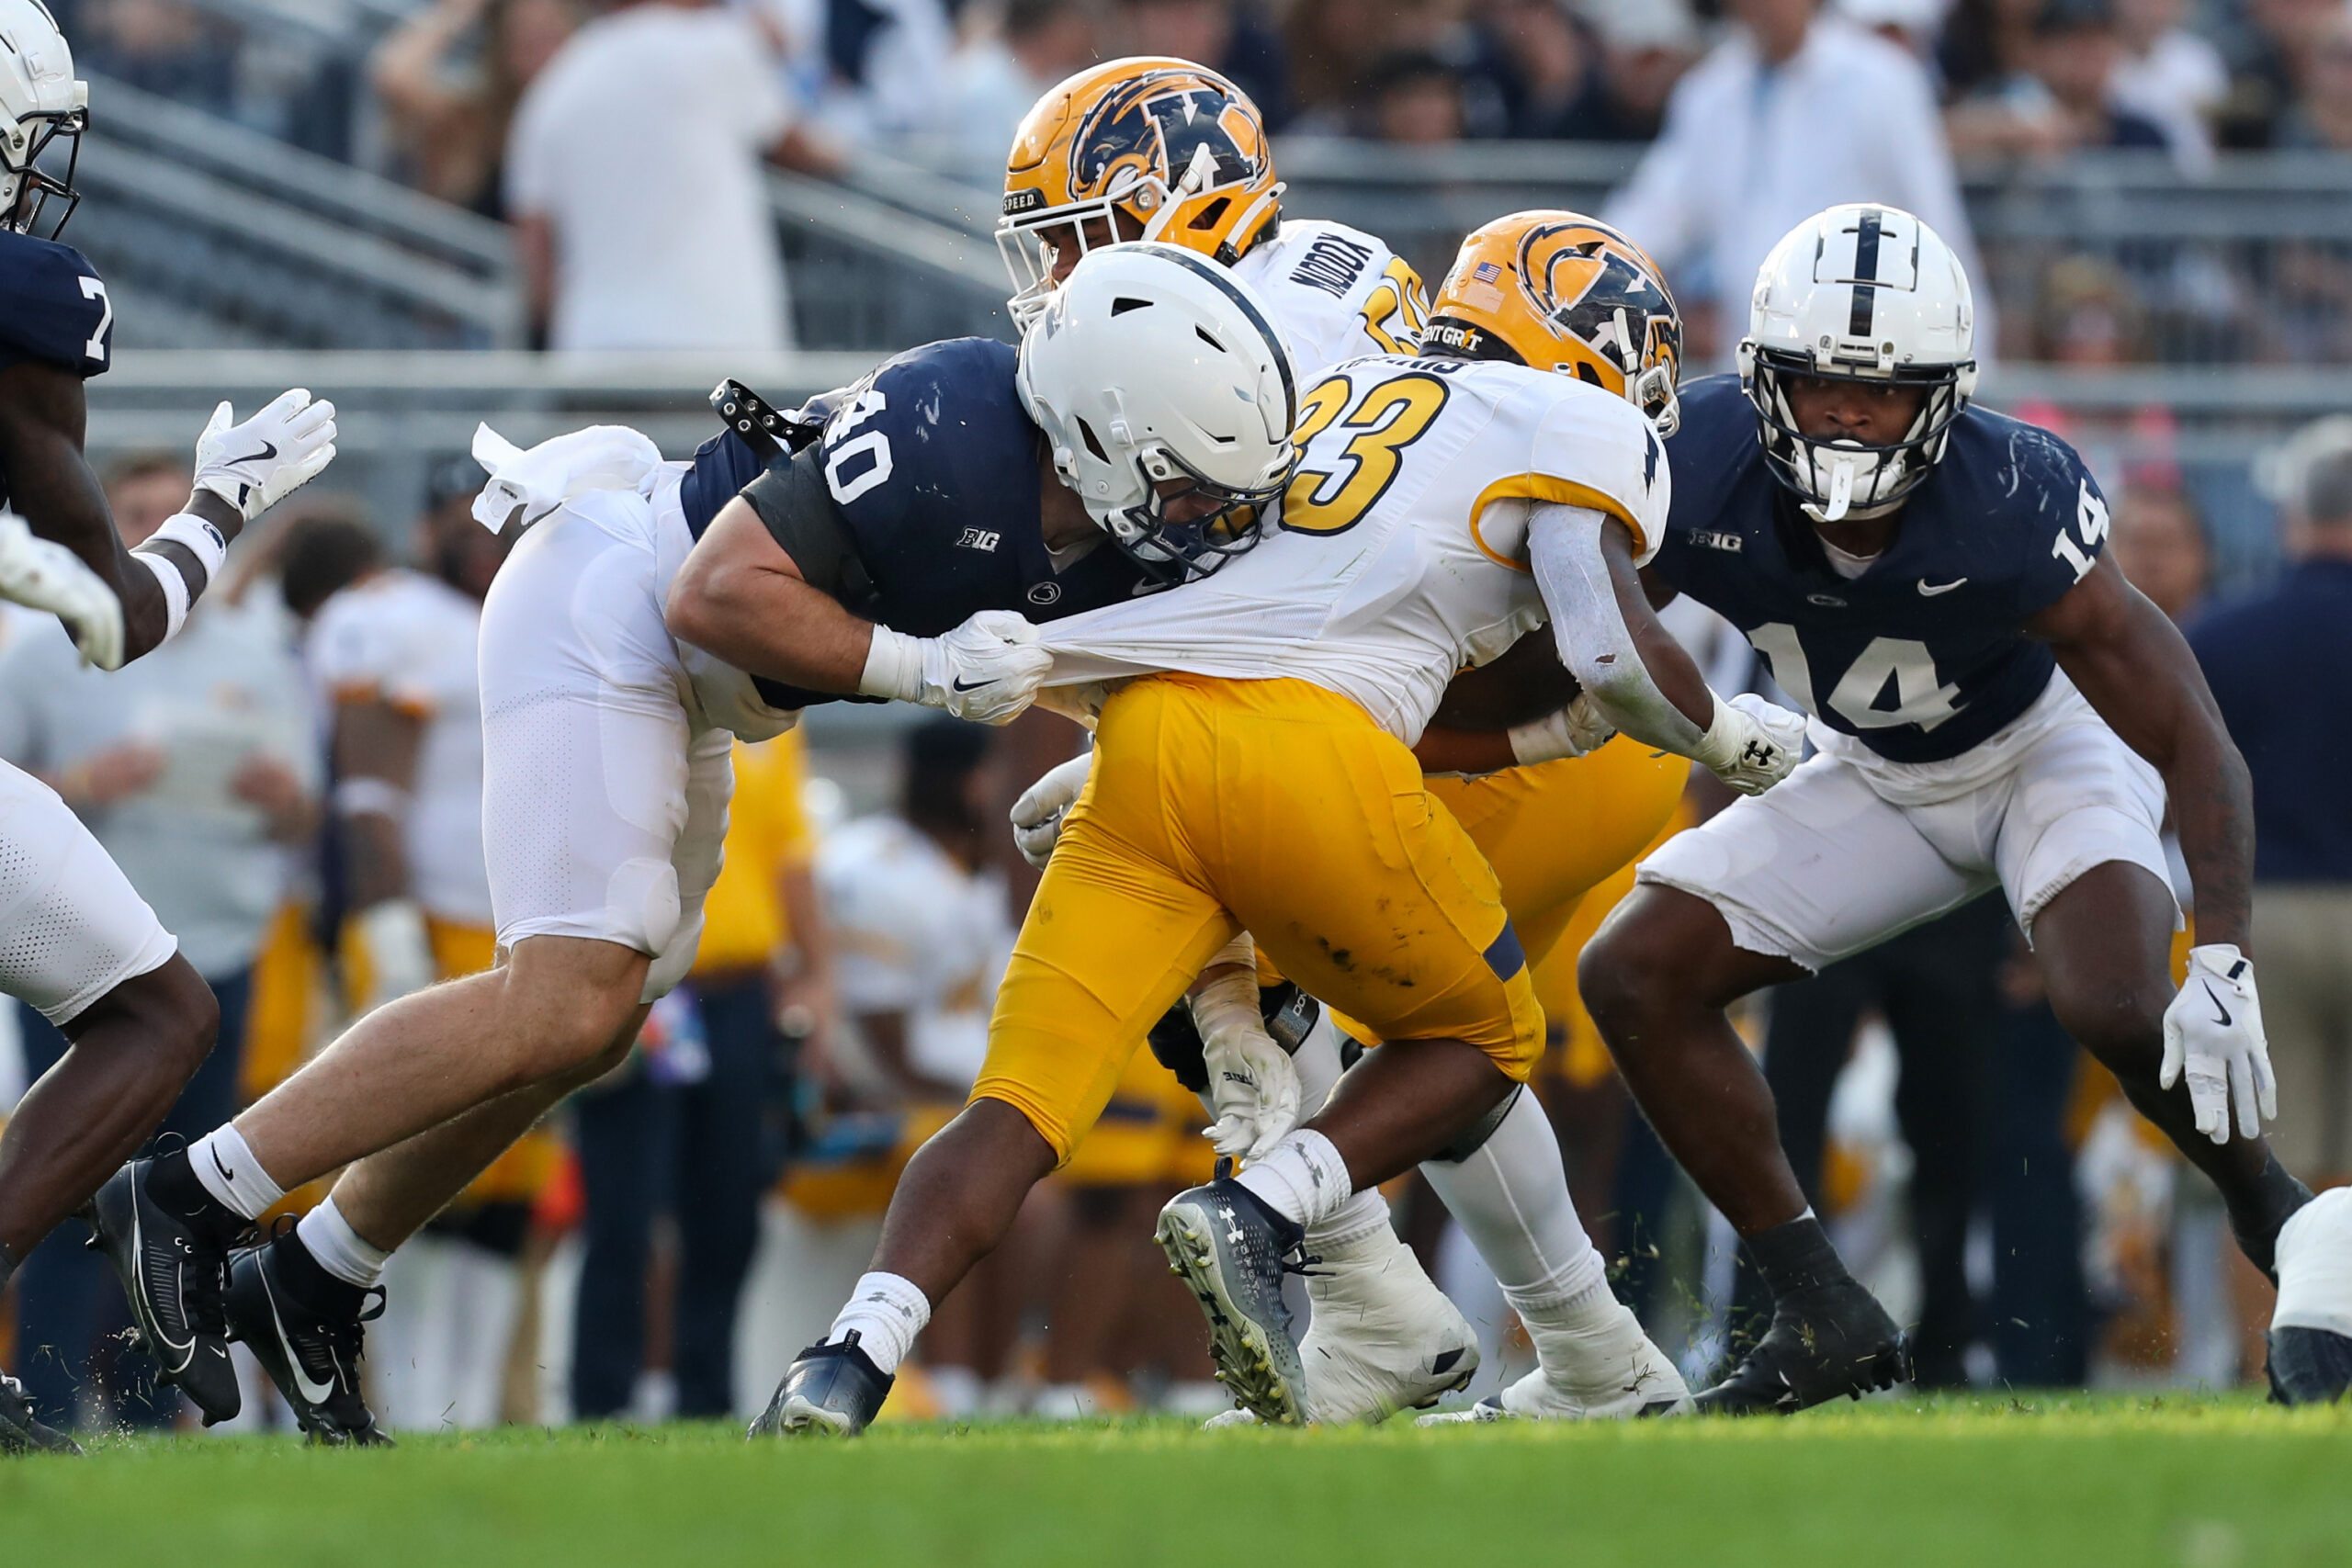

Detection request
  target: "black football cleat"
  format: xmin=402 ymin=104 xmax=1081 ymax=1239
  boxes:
xmin=0 ymin=1371 xmax=79 ymax=1456
xmin=749 ymin=1333 xmax=894 ymax=1438
xmin=86 ymin=1142 xmax=245 ymax=1425
xmin=2267 ymin=1327 xmax=2352 ymax=1407
xmin=1695 ymin=1280 xmax=1912 ymax=1416
xmin=224 ymin=1224 xmax=392 ymax=1447
xmin=1155 ymin=1178 xmax=1310 ymax=1426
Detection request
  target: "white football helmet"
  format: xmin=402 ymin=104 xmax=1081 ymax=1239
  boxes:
xmin=1017 ymin=241 xmax=1298 ymax=583
xmin=0 ymin=0 xmax=83 ymax=238
xmin=1737 ymin=204 xmax=1976 ymax=522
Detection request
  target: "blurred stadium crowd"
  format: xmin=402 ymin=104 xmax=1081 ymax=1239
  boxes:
xmin=0 ymin=0 xmax=2348 ymax=1433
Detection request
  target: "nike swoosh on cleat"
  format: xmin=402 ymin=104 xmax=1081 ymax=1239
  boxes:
xmin=2204 ymin=980 xmax=2232 ymax=1028
xmin=1917 ymin=577 xmax=1967 ymax=595
xmin=263 ymin=1269 xmax=338 ymax=1406
xmin=226 ymin=441 xmax=278 ymax=468
xmin=127 ymin=1189 xmax=197 ymax=1370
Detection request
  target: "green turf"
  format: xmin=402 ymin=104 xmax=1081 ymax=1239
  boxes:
xmin=5 ymin=1394 xmax=2348 ymax=1567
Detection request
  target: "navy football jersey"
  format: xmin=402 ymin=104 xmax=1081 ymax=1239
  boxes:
xmin=0 ymin=230 xmax=114 ymax=515
xmin=722 ymin=336 xmax=1145 ymax=707
xmin=0 ymin=229 xmax=112 ymax=380
xmin=1652 ymin=376 xmax=2110 ymax=765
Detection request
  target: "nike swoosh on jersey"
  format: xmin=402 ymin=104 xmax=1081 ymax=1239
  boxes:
xmin=1917 ymin=577 xmax=1968 ymax=595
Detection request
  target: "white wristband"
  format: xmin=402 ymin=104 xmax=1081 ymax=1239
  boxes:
xmin=145 ymin=512 xmax=231 ymax=582
xmin=1690 ymin=691 xmax=1743 ymax=772
xmin=334 ymin=776 xmax=412 ymax=823
xmin=131 ymin=550 xmax=190 ymax=644
xmin=857 ymin=625 xmax=925 ymax=703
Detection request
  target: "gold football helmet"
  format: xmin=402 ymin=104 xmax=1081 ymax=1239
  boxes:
xmin=998 ymin=58 xmax=1283 ymax=328
xmin=1427 ymin=211 xmax=1683 ymax=434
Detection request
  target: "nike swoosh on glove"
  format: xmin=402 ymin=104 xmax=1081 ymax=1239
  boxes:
xmin=194 ymin=389 xmax=339 ymax=523
xmin=0 ymin=512 xmax=123 ymax=669
xmin=2162 ymin=943 xmax=2276 ymax=1143
xmin=863 ymin=611 xmax=1054 ymax=724
xmin=1010 ymin=751 xmax=1092 ymax=870
xmin=1692 ymin=692 xmax=1807 ymax=795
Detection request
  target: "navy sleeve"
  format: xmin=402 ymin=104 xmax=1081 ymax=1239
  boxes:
xmin=0 ymin=232 xmax=112 ymax=379
xmin=1984 ymin=419 xmax=2109 ymax=622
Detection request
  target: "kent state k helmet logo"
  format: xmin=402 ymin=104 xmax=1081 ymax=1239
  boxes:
xmin=1069 ymin=71 xmax=1264 ymax=206
xmin=1517 ymin=220 xmax=1680 ymax=382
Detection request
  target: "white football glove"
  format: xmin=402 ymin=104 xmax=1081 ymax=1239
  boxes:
xmin=0 ymin=511 xmax=122 ymax=670
xmin=1691 ymin=692 xmax=1807 ymax=795
xmin=1191 ymin=963 xmax=1301 ymax=1162
xmin=193 ymin=389 xmax=339 ymax=524
xmin=2161 ymin=943 xmax=2276 ymax=1144
xmin=862 ymin=610 xmax=1053 ymax=725
xmin=1010 ymin=751 xmax=1091 ymax=870
xmin=1507 ymin=692 xmax=1616 ymax=767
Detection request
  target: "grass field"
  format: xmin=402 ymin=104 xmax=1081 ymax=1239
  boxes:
xmin=6 ymin=1393 xmax=2349 ymax=1567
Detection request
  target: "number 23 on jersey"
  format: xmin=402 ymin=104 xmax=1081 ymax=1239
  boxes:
xmin=1282 ymin=369 xmax=1450 ymax=536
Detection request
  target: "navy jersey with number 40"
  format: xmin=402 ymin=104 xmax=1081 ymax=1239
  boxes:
xmin=1650 ymin=376 xmax=2110 ymax=765
xmin=0 ymin=228 xmax=116 ymax=512
xmin=807 ymin=336 xmax=1142 ymax=635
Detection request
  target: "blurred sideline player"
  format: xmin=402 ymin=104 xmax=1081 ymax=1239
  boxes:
xmin=1579 ymin=204 xmax=2352 ymax=1410
xmin=740 ymin=239 xmax=1804 ymax=1434
xmin=305 ymin=470 xmax=550 ymax=1432
xmin=995 ymin=59 xmax=1697 ymax=1423
xmin=818 ymin=717 xmax=1034 ymax=1419
xmin=0 ymin=1 xmax=339 ymax=1450
xmin=570 ymin=727 xmax=832 ymax=1423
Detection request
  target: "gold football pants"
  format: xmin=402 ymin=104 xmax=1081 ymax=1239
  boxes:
xmin=973 ymin=674 xmax=1545 ymax=1164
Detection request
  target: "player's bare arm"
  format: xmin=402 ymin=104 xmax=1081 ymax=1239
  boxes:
xmin=665 ymin=495 xmax=875 ymax=691
xmin=2028 ymin=552 xmax=2254 ymax=951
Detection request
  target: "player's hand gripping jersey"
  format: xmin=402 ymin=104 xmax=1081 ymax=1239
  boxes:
xmin=1035 ymin=354 xmax=1668 ymax=743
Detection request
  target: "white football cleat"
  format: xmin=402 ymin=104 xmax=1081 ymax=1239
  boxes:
xmin=2268 ymin=1186 xmax=2352 ymax=1406
xmin=1198 ymin=1225 xmax=1477 ymax=1429
xmin=1418 ymin=1300 xmax=1690 ymax=1425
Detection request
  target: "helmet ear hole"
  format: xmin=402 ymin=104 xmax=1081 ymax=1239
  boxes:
xmin=1076 ymin=417 xmax=1111 ymax=464
xmin=1189 ymin=197 xmax=1230 ymax=231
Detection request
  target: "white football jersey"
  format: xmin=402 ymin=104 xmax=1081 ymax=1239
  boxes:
xmin=1036 ymin=355 xmax=1669 ymax=744
xmin=308 ymin=570 xmax=495 ymax=927
xmin=1231 ymin=219 xmax=1428 ymax=381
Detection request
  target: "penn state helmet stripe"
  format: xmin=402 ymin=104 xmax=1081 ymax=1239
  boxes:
xmin=1848 ymin=209 xmax=1883 ymax=341
xmin=1135 ymin=241 xmax=1296 ymax=431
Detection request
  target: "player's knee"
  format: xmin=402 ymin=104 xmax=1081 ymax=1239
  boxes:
xmin=1578 ymin=911 xmax=1680 ymax=1042
xmin=2046 ymin=974 xmax=2168 ymax=1069
xmin=102 ymin=956 xmax=220 ymax=1077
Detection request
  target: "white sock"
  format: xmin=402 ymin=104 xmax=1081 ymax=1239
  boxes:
xmin=187 ymin=1124 xmax=286 ymax=1221
xmin=827 ymin=1270 xmax=933 ymax=1376
xmin=1307 ymin=1187 xmax=1395 ymax=1250
xmin=297 ymin=1196 xmax=392 ymax=1290
xmin=1236 ymin=1129 xmax=1353 ymax=1229
xmin=1420 ymin=1087 xmax=1607 ymax=1314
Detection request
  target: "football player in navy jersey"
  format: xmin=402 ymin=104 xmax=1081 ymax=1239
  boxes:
xmin=1578 ymin=204 xmax=2350 ymax=1410
xmin=0 ymin=0 xmax=338 ymax=1449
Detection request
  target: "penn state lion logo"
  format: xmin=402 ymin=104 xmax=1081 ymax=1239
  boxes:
xmin=1517 ymin=220 xmax=1680 ymax=380
xmin=1069 ymin=72 xmax=1264 ymax=203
